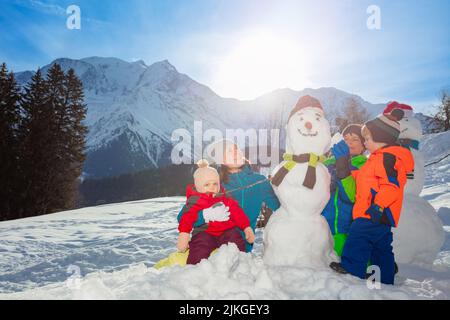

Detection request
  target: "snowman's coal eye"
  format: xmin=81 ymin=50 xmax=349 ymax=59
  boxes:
xmin=316 ymin=117 xmax=320 ymax=121
xmin=300 ymin=117 xmax=304 ymax=121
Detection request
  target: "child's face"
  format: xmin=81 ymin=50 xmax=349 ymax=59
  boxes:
xmin=202 ymin=180 xmax=219 ymax=195
xmin=223 ymin=144 xmax=245 ymax=169
xmin=363 ymin=132 xmax=377 ymax=153
xmin=344 ymin=133 xmax=365 ymax=156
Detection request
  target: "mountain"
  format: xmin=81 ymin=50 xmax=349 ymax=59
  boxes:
xmin=15 ymin=57 xmax=237 ymax=177
xmin=416 ymin=112 xmax=441 ymax=134
xmin=14 ymin=57 xmax=436 ymax=178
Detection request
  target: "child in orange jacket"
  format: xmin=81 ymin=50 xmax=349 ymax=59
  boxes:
xmin=177 ymin=160 xmax=255 ymax=265
xmin=330 ymin=109 xmax=414 ymax=284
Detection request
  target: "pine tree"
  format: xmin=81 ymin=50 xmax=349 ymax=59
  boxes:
xmin=22 ymin=64 xmax=88 ymax=215
xmin=60 ymin=68 xmax=88 ymax=209
xmin=44 ymin=63 xmax=72 ymax=212
xmin=3 ymin=63 xmax=87 ymax=220
xmin=0 ymin=63 xmax=22 ymax=220
xmin=434 ymin=90 xmax=450 ymax=132
xmin=20 ymin=68 xmax=54 ymax=217
xmin=335 ymin=97 xmax=370 ymax=132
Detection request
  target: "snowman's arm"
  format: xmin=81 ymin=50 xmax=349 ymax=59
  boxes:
xmin=373 ymin=153 xmax=402 ymax=209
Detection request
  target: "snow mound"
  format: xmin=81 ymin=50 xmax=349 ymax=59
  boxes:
xmin=1 ymin=244 xmax=435 ymax=300
xmin=394 ymin=195 xmax=445 ymax=266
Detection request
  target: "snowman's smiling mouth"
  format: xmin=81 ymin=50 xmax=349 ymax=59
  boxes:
xmin=401 ymin=128 xmax=408 ymax=133
xmin=297 ymin=128 xmax=318 ymax=137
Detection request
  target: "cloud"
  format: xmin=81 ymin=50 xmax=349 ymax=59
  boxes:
xmin=13 ymin=0 xmax=110 ymax=27
xmin=14 ymin=0 xmax=66 ymax=16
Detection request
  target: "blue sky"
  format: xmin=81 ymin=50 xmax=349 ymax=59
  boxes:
xmin=0 ymin=0 xmax=449 ymax=114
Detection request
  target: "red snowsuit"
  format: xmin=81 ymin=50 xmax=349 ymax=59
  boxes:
xmin=178 ymin=184 xmax=250 ymax=264
xmin=178 ymin=184 xmax=250 ymax=236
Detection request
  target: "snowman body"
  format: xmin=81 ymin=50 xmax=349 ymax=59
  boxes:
xmin=405 ymin=149 xmax=424 ymax=196
xmin=393 ymin=110 xmax=444 ymax=266
xmin=394 ymin=194 xmax=444 ymax=265
xmin=264 ymin=106 xmax=335 ymax=267
xmin=400 ymin=113 xmax=425 ymax=196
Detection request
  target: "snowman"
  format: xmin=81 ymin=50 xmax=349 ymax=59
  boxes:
xmin=384 ymin=102 xmax=445 ymax=266
xmin=263 ymin=95 xmax=336 ymax=267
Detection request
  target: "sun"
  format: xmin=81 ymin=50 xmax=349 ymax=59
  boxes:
xmin=213 ymin=30 xmax=312 ymax=100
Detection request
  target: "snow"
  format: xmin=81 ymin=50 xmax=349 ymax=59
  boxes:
xmin=418 ymin=131 xmax=450 ymax=283
xmin=0 ymin=243 xmax=431 ymax=300
xmin=0 ymin=132 xmax=449 ymax=299
xmin=0 ymin=198 xmax=185 ymax=294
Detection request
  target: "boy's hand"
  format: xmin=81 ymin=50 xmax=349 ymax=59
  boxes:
xmin=244 ymin=227 xmax=255 ymax=244
xmin=332 ymin=140 xmax=350 ymax=160
xmin=334 ymin=140 xmax=351 ymax=179
xmin=177 ymin=232 xmax=190 ymax=252
xmin=366 ymin=204 xmax=384 ymax=224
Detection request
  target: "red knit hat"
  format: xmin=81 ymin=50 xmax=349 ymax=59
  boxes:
xmin=288 ymin=95 xmax=323 ymax=120
xmin=383 ymin=101 xmax=413 ymax=115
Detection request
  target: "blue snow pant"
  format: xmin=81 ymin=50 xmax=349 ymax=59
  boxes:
xmin=341 ymin=218 xmax=395 ymax=285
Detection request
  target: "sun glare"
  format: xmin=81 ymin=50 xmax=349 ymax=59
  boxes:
xmin=213 ymin=30 xmax=312 ymax=100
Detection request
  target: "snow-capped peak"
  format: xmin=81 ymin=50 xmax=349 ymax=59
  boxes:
xmin=148 ymin=59 xmax=177 ymax=72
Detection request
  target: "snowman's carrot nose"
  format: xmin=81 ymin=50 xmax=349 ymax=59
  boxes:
xmin=305 ymin=121 xmax=313 ymax=130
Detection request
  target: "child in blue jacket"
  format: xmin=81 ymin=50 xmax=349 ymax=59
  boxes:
xmin=322 ymin=124 xmax=367 ymax=256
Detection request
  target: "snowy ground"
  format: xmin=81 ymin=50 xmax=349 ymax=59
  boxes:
xmin=0 ymin=132 xmax=449 ymax=299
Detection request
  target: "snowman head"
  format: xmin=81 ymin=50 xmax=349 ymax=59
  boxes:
xmin=399 ymin=111 xmax=422 ymax=141
xmin=286 ymin=95 xmax=331 ymax=155
xmin=384 ymin=102 xmax=422 ymax=141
